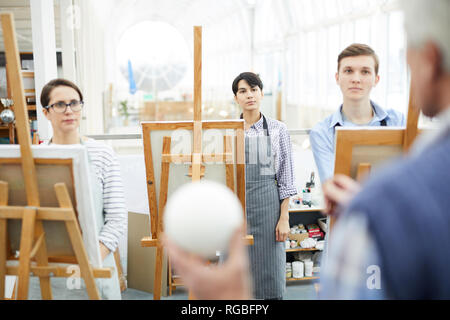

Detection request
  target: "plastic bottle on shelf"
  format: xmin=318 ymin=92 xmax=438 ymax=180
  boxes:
xmin=292 ymin=261 xmax=304 ymax=278
xmin=302 ymin=188 xmax=312 ymax=207
xmin=285 ymin=239 xmax=290 ymax=250
xmin=304 ymin=260 xmax=314 ymax=277
xmin=286 ymin=262 xmax=292 ymax=278
xmin=302 ymin=172 xmax=315 ymax=207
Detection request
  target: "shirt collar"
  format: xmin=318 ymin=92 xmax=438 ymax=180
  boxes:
xmin=329 ymin=107 xmax=345 ymax=128
xmin=240 ymin=112 xmax=264 ymax=130
xmin=329 ymin=100 xmax=389 ymax=128
xmin=371 ymin=101 xmax=389 ymax=123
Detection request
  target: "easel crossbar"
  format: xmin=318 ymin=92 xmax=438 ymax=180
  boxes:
xmin=161 ymin=153 xmax=233 ymax=164
xmin=6 ymin=265 xmax=112 ymax=278
xmin=0 ymin=207 xmax=75 ymax=221
xmin=141 ymin=235 xmax=254 ymax=248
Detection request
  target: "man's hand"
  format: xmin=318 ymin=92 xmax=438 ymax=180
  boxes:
xmin=163 ymin=227 xmax=252 ymax=300
xmin=323 ymin=174 xmax=361 ymax=216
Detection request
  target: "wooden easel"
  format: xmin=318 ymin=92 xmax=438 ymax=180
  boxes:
xmin=140 ymin=26 xmax=253 ymax=300
xmin=0 ymin=12 xmax=111 ymax=300
xmin=329 ymin=90 xmax=421 ymax=232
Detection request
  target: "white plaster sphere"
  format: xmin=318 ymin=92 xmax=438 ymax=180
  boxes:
xmin=164 ymin=180 xmax=243 ymax=259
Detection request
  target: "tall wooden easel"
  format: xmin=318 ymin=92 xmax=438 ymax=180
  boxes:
xmin=0 ymin=13 xmax=111 ymax=300
xmin=140 ymin=26 xmax=253 ymax=300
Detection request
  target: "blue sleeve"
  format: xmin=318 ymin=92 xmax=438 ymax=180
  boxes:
xmin=309 ymin=127 xmax=334 ymax=183
xmin=319 ymin=214 xmax=387 ymax=300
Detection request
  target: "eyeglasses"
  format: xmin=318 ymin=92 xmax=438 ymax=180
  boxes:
xmin=46 ymin=100 xmax=84 ymax=113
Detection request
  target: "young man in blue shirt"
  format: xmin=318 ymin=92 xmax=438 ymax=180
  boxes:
xmin=310 ymin=44 xmax=405 ymax=183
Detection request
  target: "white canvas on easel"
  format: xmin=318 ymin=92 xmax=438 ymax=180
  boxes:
xmin=0 ymin=145 xmax=103 ymax=268
xmin=148 ymin=127 xmax=240 ymax=209
xmin=4 ymin=275 xmax=15 ymax=299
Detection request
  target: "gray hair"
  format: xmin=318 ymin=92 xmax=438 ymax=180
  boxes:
xmin=402 ymin=0 xmax=450 ymax=72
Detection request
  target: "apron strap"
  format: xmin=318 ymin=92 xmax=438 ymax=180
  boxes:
xmin=335 ymin=118 xmax=387 ymax=128
xmin=240 ymin=112 xmax=270 ymax=136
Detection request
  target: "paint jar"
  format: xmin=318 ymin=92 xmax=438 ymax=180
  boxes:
xmin=290 ymin=240 xmax=297 ymax=248
xmin=286 ymin=263 xmax=292 ymax=278
xmin=304 ymin=260 xmax=314 ymax=277
xmin=302 ymin=188 xmax=312 ymax=207
xmin=285 ymin=240 xmax=290 ymax=250
xmin=292 ymin=261 xmax=304 ymax=278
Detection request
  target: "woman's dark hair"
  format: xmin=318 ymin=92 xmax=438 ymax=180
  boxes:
xmin=40 ymin=78 xmax=83 ymax=108
xmin=232 ymin=72 xmax=263 ymax=95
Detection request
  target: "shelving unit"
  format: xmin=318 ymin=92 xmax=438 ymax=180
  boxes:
xmin=286 ymin=247 xmax=320 ymax=253
xmin=289 ymin=207 xmax=324 ymax=213
xmin=286 ymin=276 xmax=320 ymax=282
xmin=286 ymin=206 xmax=325 ymax=283
xmin=1 ymin=53 xmax=37 ymax=143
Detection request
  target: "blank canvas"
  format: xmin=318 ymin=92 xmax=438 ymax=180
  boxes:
xmin=0 ymin=145 xmax=102 ymax=267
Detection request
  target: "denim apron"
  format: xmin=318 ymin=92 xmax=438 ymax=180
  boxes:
xmin=245 ymin=116 xmax=285 ymax=299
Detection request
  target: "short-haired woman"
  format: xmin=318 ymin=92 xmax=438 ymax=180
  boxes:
xmin=41 ymin=78 xmax=127 ymax=300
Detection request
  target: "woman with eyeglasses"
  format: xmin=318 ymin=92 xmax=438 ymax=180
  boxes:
xmin=41 ymin=79 xmax=126 ymax=300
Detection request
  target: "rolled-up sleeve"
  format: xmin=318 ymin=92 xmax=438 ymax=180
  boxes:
xmin=276 ymin=124 xmax=297 ymax=200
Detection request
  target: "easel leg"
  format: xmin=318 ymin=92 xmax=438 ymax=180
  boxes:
xmin=224 ymin=135 xmax=235 ymax=192
xmin=0 ymin=181 xmax=8 ymax=300
xmin=55 ymin=183 xmax=100 ymax=300
xmin=168 ymin=256 xmax=172 ymax=296
xmin=64 ymin=219 xmax=100 ymax=300
xmin=153 ymin=245 xmax=163 ymax=300
xmin=188 ymin=291 xmax=197 ymax=300
xmin=0 ymin=218 xmax=6 ymax=300
xmin=113 ymin=249 xmax=127 ymax=292
xmin=33 ymin=221 xmax=52 ymax=299
xmin=153 ymin=137 xmax=171 ymax=300
xmin=17 ymin=208 xmax=36 ymax=300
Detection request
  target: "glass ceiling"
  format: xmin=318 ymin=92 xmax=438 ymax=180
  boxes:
xmin=66 ymin=0 xmax=406 ymax=134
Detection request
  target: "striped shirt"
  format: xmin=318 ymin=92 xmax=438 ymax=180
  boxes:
xmin=84 ymin=139 xmax=127 ymax=252
xmin=45 ymin=138 xmax=128 ymax=252
xmin=245 ymin=115 xmax=297 ymax=200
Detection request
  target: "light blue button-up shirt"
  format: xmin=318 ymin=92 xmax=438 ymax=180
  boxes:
xmin=309 ymin=101 xmax=406 ymax=183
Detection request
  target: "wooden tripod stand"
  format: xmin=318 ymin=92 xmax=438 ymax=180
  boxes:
xmin=140 ymin=26 xmax=253 ymax=300
xmin=0 ymin=12 xmax=111 ymax=300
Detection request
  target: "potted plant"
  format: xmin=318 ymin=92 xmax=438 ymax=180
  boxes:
xmin=118 ymin=100 xmax=130 ymax=126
